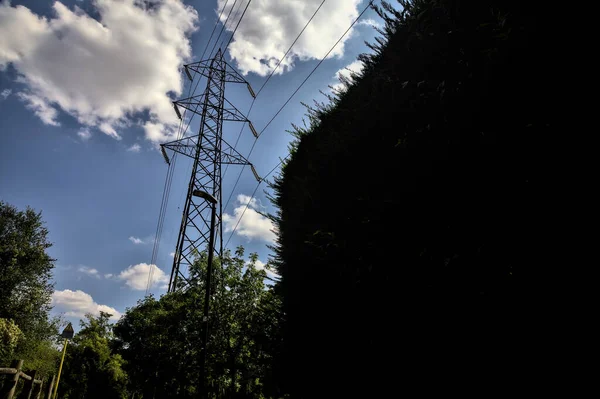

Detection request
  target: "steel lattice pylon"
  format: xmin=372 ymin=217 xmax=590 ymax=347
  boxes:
xmin=162 ymin=49 xmax=259 ymax=293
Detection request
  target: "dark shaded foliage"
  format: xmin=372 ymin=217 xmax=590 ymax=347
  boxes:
xmin=270 ymin=0 xmax=556 ymax=396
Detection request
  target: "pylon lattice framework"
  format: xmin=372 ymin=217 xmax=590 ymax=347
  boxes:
xmin=162 ymin=49 xmax=259 ymax=293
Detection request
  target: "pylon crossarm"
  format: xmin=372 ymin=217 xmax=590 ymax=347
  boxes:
xmin=220 ymin=138 xmax=252 ymax=165
xmin=175 ymin=93 xmax=205 ymax=103
xmin=222 ymin=109 xmax=246 ymax=122
xmin=223 ymin=62 xmax=248 ymax=84
xmin=223 ymin=63 xmax=257 ymax=98
xmin=222 ymin=154 xmax=251 ymax=165
xmin=222 ymin=97 xmax=248 ymax=122
xmin=163 ymin=136 xmax=199 ymax=159
xmin=184 ymin=60 xmax=213 ymax=80
xmin=174 ymin=98 xmax=207 ymax=117
xmin=175 ymin=96 xmax=244 ymax=120
xmin=166 ymin=145 xmax=196 ymax=158
xmin=165 ymin=134 xmax=251 ymax=165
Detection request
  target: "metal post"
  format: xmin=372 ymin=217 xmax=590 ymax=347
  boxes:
xmin=52 ymin=339 xmax=68 ymax=399
xmin=1 ymin=359 xmax=23 ymax=399
xmin=200 ymin=203 xmax=217 ymax=395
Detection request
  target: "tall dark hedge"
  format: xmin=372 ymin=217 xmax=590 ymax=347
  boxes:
xmin=270 ymin=0 xmax=556 ymax=396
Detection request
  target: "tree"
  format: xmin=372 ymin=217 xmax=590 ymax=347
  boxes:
xmin=114 ymin=247 xmax=282 ymax=399
xmin=269 ymin=0 xmax=556 ymax=396
xmin=59 ymin=312 xmax=128 ymax=399
xmin=0 ymin=318 xmax=21 ymax=361
xmin=0 ymin=201 xmax=59 ymax=375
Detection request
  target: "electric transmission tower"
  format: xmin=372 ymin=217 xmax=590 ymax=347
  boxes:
xmin=161 ymin=49 xmax=259 ymax=294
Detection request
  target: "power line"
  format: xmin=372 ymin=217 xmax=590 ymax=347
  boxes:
xmin=224 ymin=155 xmax=289 ymax=248
xmin=152 ymin=0 xmax=377 ymax=287
xmin=223 ymin=0 xmax=253 ymax=53
xmin=144 ymin=0 xmax=255 ymax=293
xmin=146 ymin=103 xmax=188 ymax=294
xmin=146 ymin=68 xmax=205 ymax=294
xmin=199 ymin=0 xmax=231 ymax=62
xmin=170 ymin=75 xmax=207 ymax=222
xmin=225 ymin=0 xmax=327 ymax=161
xmin=223 ymin=0 xmax=375 ymax=216
xmin=255 ymin=0 xmax=327 ymax=97
xmin=209 ymin=0 xmax=241 ymax=59
xmin=146 ymin=163 xmax=172 ymax=295
xmin=259 ymin=0 xmax=375 ymax=136
xmin=222 ymin=0 xmax=246 ymax=47
xmin=222 ymin=0 xmax=328 ymax=209
xmin=145 ymin=0 xmax=250 ymax=293
xmin=165 ymin=49 xmax=252 ymax=294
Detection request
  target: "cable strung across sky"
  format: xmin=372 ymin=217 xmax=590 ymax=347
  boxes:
xmin=146 ymin=0 xmax=234 ymax=294
xmin=222 ymin=0 xmax=328 ymax=209
xmin=223 ymin=0 xmax=377 ymax=243
xmin=146 ymin=0 xmax=376 ymax=292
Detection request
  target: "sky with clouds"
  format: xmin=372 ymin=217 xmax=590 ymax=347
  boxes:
xmin=0 ymin=0 xmax=381 ymax=330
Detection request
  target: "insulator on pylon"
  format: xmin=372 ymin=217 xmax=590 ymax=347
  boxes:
xmin=250 ymin=164 xmax=261 ymax=182
xmin=173 ymin=103 xmax=182 ymax=120
xmin=247 ymin=83 xmax=256 ymax=99
xmin=248 ymin=121 xmax=258 ymax=138
xmin=184 ymin=65 xmax=193 ymax=82
xmin=160 ymin=145 xmax=170 ymax=165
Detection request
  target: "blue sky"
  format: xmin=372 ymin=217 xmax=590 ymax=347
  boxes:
xmin=0 ymin=0 xmax=381 ymax=328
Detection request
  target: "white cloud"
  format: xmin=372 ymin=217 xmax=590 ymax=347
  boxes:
xmin=237 ymin=194 xmax=258 ymax=209
xmin=52 ymin=289 xmax=121 ymax=320
xmin=127 ymin=143 xmax=141 ymax=152
xmin=78 ymin=266 xmax=100 ymax=278
xmin=250 ymin=259 xmax=280 ymax=279
xmin=1 ymin=89 xmax=11 ymax=99
xmin=0 ymin=0 xmax=198 ymax=141
xmin=104 ymin=273 xmax=113 ymax=279
xmin=358 ymin=18 xmax=382 ymax=29
xmin=118 ymin=263 xmax=168 ymax=291
xmin=169 ymin=252 xmax=175 ymax=258
xmin=129 ymin=236 xmax=145 ymax=245
xmin=99 ymin=122 xmax=121 ymax=140
xmin=331 ymin=59 xmax=364 ymax=92
xmin=16 ymin=92 xmax=60 ymax=126
xmin=223 ymin=194 xmax=276 ymax=242
xmin=77 ymin=128 xmax=92 ymax=141
xmin=143 ymin=120 xmax=179 ymax=144
xmin=219 ymin=0 xmax=362 ymax=76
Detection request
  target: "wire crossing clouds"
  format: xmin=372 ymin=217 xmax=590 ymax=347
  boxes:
xmin=223 ymin=0 xmax=375 ymax=244
xmin=223 ymin=195 xmax=276 ymax=243
xmin=0 ymin=0 xmax=382 ymax=317
xmin=219 ymin=0 xmax=364 ymax=76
